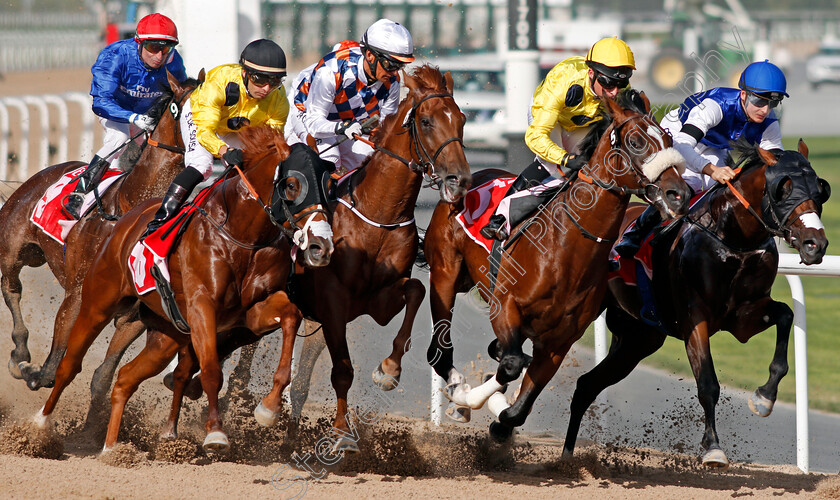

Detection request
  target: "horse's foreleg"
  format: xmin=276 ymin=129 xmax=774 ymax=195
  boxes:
xmin=321 ymin=313 xmax=358 ymax=454
xmin=427 ymin=257 xmax=461 ymax=382
xmin=563 ymin=307 xmax=666 ymax=457
xmin=83 ymin=316 xmax=146 ymax=438
xmin=368 ymin=277 xmax=425 ymax=391
xmin=289 ymin=320 xmax=325 ymax=426
xmin=187 ymin=297 xmax=226 ymax=452
xmin=685 ymin=318 xmax=728 ymax=468
xmin=2 ymin=267 xmax=32 ymax=379
xmin=105 ymin=331 xmax=182 ymax=452
xmin=161 ymin=342 xmax=196 ymax=441
xmin=497 ymin=342 xmax=569 ymax=431
xmin=727 ymin=298 xmax=792 ymax=418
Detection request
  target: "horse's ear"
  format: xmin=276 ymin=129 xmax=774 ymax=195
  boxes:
xmin=403 ymin=70 xmax=418 ymax=93
xmin=166 ymin=69 xmax=182 ymax=94
xmin=198 ymin=68 xmax=206 ymax=83
xmin=603 ymin=95 xmax=625 ymax=120
xmin=798 ymin=138 xmax=809 ymax=160
xmin=443 ymin=71 xmax=455 ymax=95
xmin=639 ymin=91 xmax=651 ymax=113
xmin=758 ymin=146 xmax=778 ymax=166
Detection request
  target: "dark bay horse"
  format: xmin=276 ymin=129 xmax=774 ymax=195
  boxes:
xmin=31 ymin=125 xmax=334 ymax=452
xmin=424 ymin=90 xmax=692 ymax=441
xmin=562 ymin=140 xmax=830 ymax=468
xmin=0 ymin=70 xmax=199 ymax=396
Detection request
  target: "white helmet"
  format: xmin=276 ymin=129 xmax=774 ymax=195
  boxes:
xmin=362 ymin=19 xmax=414 ymax=63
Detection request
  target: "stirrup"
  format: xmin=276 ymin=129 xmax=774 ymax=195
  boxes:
xmin=61 ymin=192 xmax=85 ymax=220
xmin=480 ymin=215 xmax=507 ymax=240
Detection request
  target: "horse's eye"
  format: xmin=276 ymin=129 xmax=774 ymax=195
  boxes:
xmin=421 ymin=118 xmax=432 ymax=128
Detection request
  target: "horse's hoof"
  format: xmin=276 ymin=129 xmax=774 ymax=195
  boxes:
xmin=489 ymin=421 xmax=514 ymax=443
xmin=18 ymin=362 xmax=41 ymax=390
xmin=748 ymin=390 xmax=774 ymax=418
xmin=32 ymin=407 xmax=49 ymax=429
xmin=253 ymin=402 xmax=279 ymax=427
xmin=184 ymin=377 xmax=203 ymax=401
xmin=8 ymin=358 xmax=23 ymax=379
xmin=330 ymin=435 xmax=360 ymax=455
xmin=445 ymin=402 xmax=471 ymax=423
xmin=701 ymin=448 xmax=730 ymax=469
xmin=159 ymin=430 xmax=177 ymax=441
xmin=372 ymin=363 xmax=400 ymax=391
xmin=444 ymin=382 xmax=471 ymax=406
xmin=202 ymin=431 xmax=230 ymax=453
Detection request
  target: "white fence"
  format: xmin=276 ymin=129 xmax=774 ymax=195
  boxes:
xmin=0 ymin=92 xmax=95 ymax=184
xmin=430 ymin=252 xmax=838 ymax=474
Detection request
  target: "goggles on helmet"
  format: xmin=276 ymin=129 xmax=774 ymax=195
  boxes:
xmin=746 ymin=91 xmax=781 ymax=109
xmin=371 ymin=50 xmax=406 ymax=73
xmin=141 ymin=40 xmax=176 ymax=55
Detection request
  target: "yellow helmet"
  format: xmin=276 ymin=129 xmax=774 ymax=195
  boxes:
xmin=586 ymin=37 xmax=635 ymax=79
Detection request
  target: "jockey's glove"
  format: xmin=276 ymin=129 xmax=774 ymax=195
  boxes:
xmin=563 ymin=154 xmax=588 ymax=172
xmin=335 ymin=120 xmax=363 ymax=140
xmin=129 ymin=113 xmax=155 ymax=132
xmin=222 ymin=148 xmax=244 ymax=167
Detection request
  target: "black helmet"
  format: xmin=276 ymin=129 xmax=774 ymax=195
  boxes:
xmin=239 ymin=39 xmax=287 ymax=76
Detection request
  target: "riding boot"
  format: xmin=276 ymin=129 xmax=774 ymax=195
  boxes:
xmin=480 ymin=160 xmax=551 ymax=240
xmin=614 ymin=205 xmax=663 ymax=258
xmin=62 ymin=155 xmax=109 ymax=219
xmin=140 ymin=168 xmax=204 ymax=240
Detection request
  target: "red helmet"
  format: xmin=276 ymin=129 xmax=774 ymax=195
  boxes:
xmin=135 ymin=13 xmax=178 ymax=44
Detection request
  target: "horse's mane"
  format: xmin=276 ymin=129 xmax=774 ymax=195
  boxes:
xmin=577 ymin=88 xmax=648 ymax=160
xmin=238 ymin=124 xmax=291 ymax=168
xmin=146 ymin=76 xmax=202 ymax=124
xmin=371 ymin=64 xmax=450 ymax=143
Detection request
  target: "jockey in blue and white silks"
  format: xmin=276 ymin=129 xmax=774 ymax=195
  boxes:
xmin=63 ymin=13 xmax=187 ymax=219
xmin=661 ymin=86 xmax=782 ymax=193
xmin=614 ymin=59 xmax=789 ymax=258
xmin=285 ymin=19 xmax=413 ymax=171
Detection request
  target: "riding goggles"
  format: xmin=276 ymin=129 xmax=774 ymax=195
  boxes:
xmin=596 ymin=72 xmax=630 ymax=90
xmin=746 ymin=91 xmax=782 ymax=109
xmin=247 ymin=71 xmax=286 ymax=88
xmin=142 ymin=40 xmax=176 ymax=55
xmin=374 ymin=52 xmax=406 ymax=73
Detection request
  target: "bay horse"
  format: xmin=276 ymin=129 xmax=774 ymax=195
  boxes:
xmin=31 ymin=125 xmax=334 ymax=452
xmin=0 ymin=70 xmax=199 ymax=399
xmin=164 ymin=64 xmax=472 ymax=453
xmin=424 ymin=90 xmax=692 ymax=441
xmin=562 ymin=140 xmax=830 ymax=468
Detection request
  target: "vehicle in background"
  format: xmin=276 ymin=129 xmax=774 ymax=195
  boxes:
xmin=806 ymin=41 xmax=840 ymax=89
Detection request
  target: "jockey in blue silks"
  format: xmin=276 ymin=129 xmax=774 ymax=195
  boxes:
xmin=63 ymin=13 xmax=187 ymax=220
xmin=614 ymin=60 xmax=788 ymax=257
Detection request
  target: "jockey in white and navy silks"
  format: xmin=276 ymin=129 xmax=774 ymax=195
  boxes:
xmin=614 ymin=60 xmax=788 ymax=258
xmin=63 ymin=13 xmax=187 ymax=219
xmin=285 ymin=19 xmax=414 ymax=171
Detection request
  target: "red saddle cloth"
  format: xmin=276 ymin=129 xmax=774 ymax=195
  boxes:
xmin=30 ymin=166 xmax=125 ymax=244
xmin=455 ymin=176 xmax=516 ymax=253
xmin=608 ymin=190 xmax=709 ymax=285
xmin=128 ymin=180 xmax=219 ymax=295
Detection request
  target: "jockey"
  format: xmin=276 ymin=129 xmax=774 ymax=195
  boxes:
xmin=614 ymin=59 xmax=787 ymax=258
xmin=481 ymin=37 xmax=636 ymax=240
xmin=63 ymin=13 xmax=187 ymax=220
xmin=285 ymin=18 xmax=414 ymax=171
xmin=140 ymin=39 xmax=289 ymax=238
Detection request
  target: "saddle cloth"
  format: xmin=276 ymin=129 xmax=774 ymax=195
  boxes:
xmin=30 ymin=166 xmax=125 ymax=244
xmin=455 ymin=177 xmax=516 ymax=253
xmin=128 ymin=179 xmax=219 ymax=295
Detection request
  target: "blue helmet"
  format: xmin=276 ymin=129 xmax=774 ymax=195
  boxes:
xmin=738 ymin=60 xmax=788 ymax=99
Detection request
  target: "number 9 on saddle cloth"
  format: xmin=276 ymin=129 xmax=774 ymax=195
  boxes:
xmin=270 ymin=143 xmax=336 ymax=225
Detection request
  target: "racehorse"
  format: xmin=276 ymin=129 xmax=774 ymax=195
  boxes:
xmin=31 ymin=124 xmax=334 ymax=452
xmin=0 ymin=70 xmax=199 ymax=405
xmin=423 ymin=89 xmax=692 ymax=441
xmin=162 ymin=64 xmax=473 ymax=453
xmin=562 ymin=140 xmax=830 ymax=468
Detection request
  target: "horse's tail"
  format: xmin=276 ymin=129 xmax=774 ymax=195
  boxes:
xmin=415 ymin=228 xmax=430 ymax=271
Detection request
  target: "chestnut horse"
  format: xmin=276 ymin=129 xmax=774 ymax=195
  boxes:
xmin=563 ymin=140 xmax=830 ymax=468
xmin=162 ymin=64 xmax=473 ymax=453
xmin=424 ymin=90 xmax=692 ymax=441
xmin=32 ymin=125 xmax=334 ymax=452
xmin=0 ymin=70 xmax=199 ymax=400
